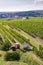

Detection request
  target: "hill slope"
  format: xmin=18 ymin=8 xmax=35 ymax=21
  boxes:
xmin=0 ymin=10 xmax=43 ymax=18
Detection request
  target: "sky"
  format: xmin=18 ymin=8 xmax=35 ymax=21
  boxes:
xmin=0 ymin=0 xmax=43 ymax=12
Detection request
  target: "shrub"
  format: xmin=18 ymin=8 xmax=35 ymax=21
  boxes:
xmin=39 ymin=45 xmax=43 ymax=51
xmin=4 ymin=51 xmax=20 ymax=61
xmin=2 ymin=40 xmax=11 ymax=51
xmin=32 ymin=46 xmax=38 ymax=55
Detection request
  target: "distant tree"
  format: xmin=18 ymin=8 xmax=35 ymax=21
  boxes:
xmin=26 ymin=16 xmax=29 ymax=19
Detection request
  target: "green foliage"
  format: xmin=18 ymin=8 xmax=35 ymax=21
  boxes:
xmin=5 ymin=51 xmax=20 ymax=61
xmin=1 ymin=24 xmax=30 ymax=44
xmin=38 ymin=45 xmax=43 ymax=59
xmin=33 ymin=45 xmax=43 ymax=60
xmin=6 ymin=18 xmax=43 ymax=39
xmin=21 ymin=52 xmax=39 ymax=65
xmin=33 ymin=46 xmax=38 ymax=55
xmin=0 ymin=41 xmax=3 ymax=45
xmin=39 ymin=45 xmax=43 ymax=51
xmin=0 ymin=18 xmax=43 ymax=65
xmin=2 ymin=40 xmax=11 ymax=51
xmin=0 ymin=44 xmax=2 ymax=50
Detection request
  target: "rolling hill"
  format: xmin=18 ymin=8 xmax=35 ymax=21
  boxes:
xmin=0 ymin=10 xmax=43 ymax=18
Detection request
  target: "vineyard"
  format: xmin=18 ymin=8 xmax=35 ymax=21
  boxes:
xmin=0 ymin=17 xmax=43 ymax=65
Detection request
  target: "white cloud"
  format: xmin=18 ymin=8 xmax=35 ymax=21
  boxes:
xmin=34 ymin=0 xmax=43 ymax=2
xmin=34 ymin=0 xmax=43 ymax=5
xmin=0 ymin=0 xmax=43 ymax=12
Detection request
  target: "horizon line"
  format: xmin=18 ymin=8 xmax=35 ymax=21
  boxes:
xmin=0 ymin=9 xmax=43 ymax=12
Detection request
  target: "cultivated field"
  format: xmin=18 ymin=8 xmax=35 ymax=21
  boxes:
xmin=0 ymin=17 xmax=43 ymax=65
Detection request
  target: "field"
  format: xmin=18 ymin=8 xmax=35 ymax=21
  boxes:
xmin=0 ymin=17 xmax=43 ymax=65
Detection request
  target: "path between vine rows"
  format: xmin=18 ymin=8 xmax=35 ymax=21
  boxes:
xmin=13 ymin=27 xmax=43 ymax=48
xmin=6 ymin=25 xmax=43 ymax=65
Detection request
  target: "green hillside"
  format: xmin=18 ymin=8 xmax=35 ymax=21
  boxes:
xmin=0 ymin=17 xmax=43 ymax=65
